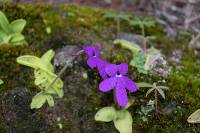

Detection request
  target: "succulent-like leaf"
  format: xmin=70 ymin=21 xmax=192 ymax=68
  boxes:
xmin=114 ymin=39 xmax=141 ymax=53
xmin=187 ymin=109 xmax=200 ymax=123
xmin=17 ymin=55 xmax=41 ymax=69
xmin=146 ymin=88 xmax=155 ymax=96
xmin=31 ymin=92 xmax=46 ymax=109
xmin=45 ymin=95 xmax=54 ymax=107
xmin=144 ymin=47 xmax=162 ymax=70
xmin=0 ymin=79 xmax=3 ymax=85
xmin=0 ymin=11 xmax=10 ymax=33
xmin=10 ymin=19 xmax=26 ymax=33
xmin=95 ymin=107 xmax=116 ymax=122
xmin=137 ymin=82 xmax=153 ymax=88
xmin=17 ymin=50 xmax=64 ymax=109
xmin=114 ymin=110 xmax=132 ymax=133
xmin=10 ymin=33 xmax=25 ymax=45
xmin=2 ymin=35 xmax=11 ymax=44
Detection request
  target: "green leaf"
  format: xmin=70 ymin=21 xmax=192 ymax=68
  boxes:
xmin=0 ymin=11 xmax=10 ymax=33
xmin=188 ymin=109 xmax=200 ymax=123
xmin=146 ymin=88 xmax=155 ymax=96
xmin=41 ymin=49 xmax=55 ymax=63
xmin=0 ymin=79 xmax=3 ymax=85
xmin=130 ymin=52 xmax=147 ymax=74
xmin=10 ymin=33 xmax=25 ymax=45
xmin=17 ymin=55 xmax=41 ymax=69
xmin=114 ymin=110 xmax=132 ymax=133
xmin=10 ymin=19 xmax=26 ymax=33
xmin=144 ymin=47 xmax=161 ymax=70
xmin=46 ymin=26 xmax=51 ymax=34
xmin=31 ymin=92 xmax=46 ymax=109
xmin=158 ymin=86 xmax=169 ymax=90
xmin=114 ymin=39 xmax=142 ymax=53
xmin=156 ymin=88 xmax=166 ymax=99
xmin=54 ymin=87 xmax=64 ymax=98
xmin=45 ymin=95 xmax=54 ymax=107
xmin=2 ymin=35 xmax=11 ymax=44
xmin=95 ymin=107 xmax=116 ymax=122
xmin=137 ymin=82 xmax=153 ymax=88
xmin=0 ymin=30 xmax=7 ymax=38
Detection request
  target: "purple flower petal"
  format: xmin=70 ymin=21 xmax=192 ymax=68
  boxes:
xmin=97 ymin=60 xmax=108 ymax=79
xmin=118 ymin=63 xmax=128 ymax=75
xmin=93 ymin=46 xmax=100 ymax=57
xmin=99 ymin=77 xmax=116 ymax=92
xmin=87 ymin=57 xmax=98 ymax=68
xmin=83 ymin=46 xmax=93 ymax=57
xmin=123 ymin=76 xmax=137 ymax=92
xmin=105 ymin=64 xmax=118 ymax=77
xmin=83 ymin=45 xmax=100 ymax=57
xmin=115 ymin=80 xmax=128 ymax=107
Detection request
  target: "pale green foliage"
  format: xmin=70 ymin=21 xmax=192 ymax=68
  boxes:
xmin=56 ymin=117 xmax=63 ymax=129
xmin=130 ymin=51 xmax=147 ymax=74
xmin=16 ymin=50 xmax=64 ymax=109
xmin=0 ymin=11 xmax=27 ymax=45
xmin=137 ymin=100 xmax=155 ymax=122
xmin=95 ymin=106 xmax=132 ymax=133
xmin=114 ymin=39 xmax=141 ymax=53
xmin=129 ymin=16 xmax=155 ymax=36
xmin=145 ymin=83 xmax=169 ymax=99
xmin=115 ymin=39 xmax=161 ymax=74
xmin=139 ymin=82 xmax=168 ymax=113
xmin=46 ymin=26 xmax=51 ymax=34
xmin=103 ymin=11 xmax=131 ymax=21
xmin=187 ymin=109 xmax=200 ymax=123
xmin=0 ymin=79 xmax=3 ymax=85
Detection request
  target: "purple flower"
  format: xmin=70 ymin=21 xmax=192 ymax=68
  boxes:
xmin=83 ymin=45 xmax=108 ymax=79
xmin=99 ymin=63 xmax=137 ymax=107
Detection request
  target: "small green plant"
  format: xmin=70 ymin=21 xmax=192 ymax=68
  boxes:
xmin=138 ymin=82 xmax=168 ymax=113
xmin=17 ymin=50 xmax=64 ymax=109
xmin=129 ymin=16 xmax=156 ymax=53
xmin=95 ymin=106 xmax=132 ymax=133
xmin=56 ymin=117 xmax=63 ymax=129
xmin=0 ymin=79 xmax=3 ymax=85
xmin=114 ymin=39 xmax=162 ymax=74
xmin=103 ymin=11 xmax=131 ymax=35
xmin=0 ymin=11 xmax=27 ymax=45
xmin=137 ymin=100 xmax=155 ymax=122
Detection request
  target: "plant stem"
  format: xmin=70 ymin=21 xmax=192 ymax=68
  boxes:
xmin=155 ymin=89 xmax=158 ymax=113
xmin=141 ymin=24 xmax=147 ymax=54
xmin=117 ymin=19 xmax=120 ymax=36
xmin=46 ymin=50 xmax=84 ymax=90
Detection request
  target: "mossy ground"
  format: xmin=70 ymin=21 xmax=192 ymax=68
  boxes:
xmin=0 ymin=2 xmax=200 ymax=133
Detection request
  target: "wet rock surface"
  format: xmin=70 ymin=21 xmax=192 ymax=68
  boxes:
xmin=0 ymin=87 xmax=46 ymax=133
xmin=54 ymin=45 xmax=82 ymax=68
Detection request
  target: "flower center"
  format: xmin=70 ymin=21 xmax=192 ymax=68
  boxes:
xmin=116 ymin=71 xmax=122 ymax=77
xmin=92 ymin=53 xmax=96 ymax=57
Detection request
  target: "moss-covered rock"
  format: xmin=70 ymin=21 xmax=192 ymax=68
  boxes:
xmin=0 ymin=2 xmax=200 ymax=133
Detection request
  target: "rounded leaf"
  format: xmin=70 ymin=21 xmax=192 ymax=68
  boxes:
xmin=187 ymin=109 xmax=200 ymax=123
xmin=95 ymin=107 xmax=116 ymax=122
xmin=45 ymin=95 xmax=54 ymax=107
xmin=0 ymin=11 xmax=10 ymax=33
xmin=31 ymin=93 xmax=46 ymax=109
xmin=10 ymin=19 xmax=26 ymax=33
xmin=114 ymin=110 xmax=133 ymax=133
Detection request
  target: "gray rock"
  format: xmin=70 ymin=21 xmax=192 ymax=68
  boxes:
xmin=117 ymin=32 xmax=145 ymax=47
xmin=54 ymin=45 xmax=81 ymax=68
xmin=161 ymin=101 xmax=177 ymax=114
